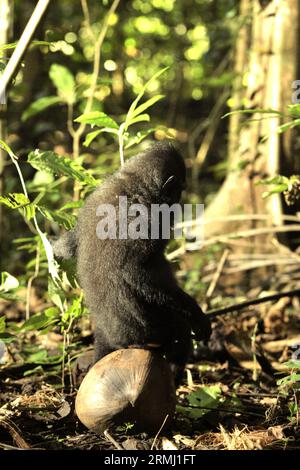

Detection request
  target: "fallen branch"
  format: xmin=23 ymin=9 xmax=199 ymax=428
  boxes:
xmin=206 ymin=288 xmax=300 ymax=319
xmin=206 ymin=249 xmax=230 ymax=299
xmin=0 ymin=417 xmax=30 ymax=449
xmin=0 ymin=0 xmax=51 ymax=96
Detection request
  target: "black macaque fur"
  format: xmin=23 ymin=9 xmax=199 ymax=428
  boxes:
xmin=53 ymin=142 xmax=211 ymax=385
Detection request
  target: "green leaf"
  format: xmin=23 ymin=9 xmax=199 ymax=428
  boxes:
xmin=45 ymin=307 xmax=60 ymax=319
xmin=0 ymin=316 xmax=6 ymax=333
xmin=37 ymin=206 xmax=76 ymax=230
xmin=0 ymin=332 xmax=15 ymax=343
xmin=31 ymin=170 xmax=55 ymax=187
xmin=25 ymin=349 xmax=63 ymax=365
xmin=0 ymin=42 xmax=18 ymax=52
xmin=124 ymin=113 xmax=150 ymax=130
xmin=23 ymin=366 xmax=45 ymax=377
xmin=0 ymin=193 xmax=35 ymax=220
xmin=222 ymin=108 xmax=283 ymax=119
xmin=0 ymin=272 xmax=19 ymax=292
xmin=276 ymin=119 xmax=300 ymax=134
xmin=61 ymin=296 xmax=84 ymax=325
xmin=187 ymin=385 xmax=222 ymax=408
xmin=277 ymin=373 xmax=300 ymax=387
xmin=75 ymin=111 xmax=119 ymax=129
xmin=131 ymin=95 xmax=164 ymax=119
xmin=49 ymin=64 xmax=76 ymax=105
xmin=28 ymin=150 xmax=97 ymax=187
xmin=0 ymin=292 xmax=20 ymax=301
xmin=256 ymin=175 xmax=289 ymax=185
xmin=124 ymin=129 xmax=155 ymax=149
xmin=177 ymin=386 xmax=222 ymax=420
xmin=84 ymin=127 xmax=119 ymax=147
xmin=0 ymin=40 xmax=53 ymax=53
xmin=288 ymin=104 xmax=300 ymax=118
xmin=283 ymin=360 xmax=300 ymax=369
xmin=0 ymin=139 xmax=13 ymax=156
xmin=48 ymin=277 xmax=65 ymax=311
xmin=22 ymin=312 xmax=58 ymax=331
xmin=125 ymin=67 xmax=168 ymax=125
xmin=262 ymin=184 xmax=288 ymax=198
xmin=0 ymin=193 xmax=29 ymax=208
xmin=22 ymin=96 xmax=61 ymax=121
xmin=59 ymin=200 xmax=83 ymax=211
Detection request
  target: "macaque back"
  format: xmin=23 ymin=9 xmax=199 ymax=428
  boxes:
xmin=54 ymin=142 xmax=211 ymax=384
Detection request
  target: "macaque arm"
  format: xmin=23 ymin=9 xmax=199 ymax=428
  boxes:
xmin=124 ymin=273 xmax=211 ymax=340
xmin=52 ymin=228 xmax=78 ymax=260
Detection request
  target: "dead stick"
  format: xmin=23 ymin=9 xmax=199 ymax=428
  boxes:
xmin=103 ymin=429 xmax=123 ymax=450
xmin=206 ymin=248 xmax=230 ymax=299
xmin=0 ymin=0 xmax=51 ymax=96
xmin=206 ymin=288 xmax=300 ymax=319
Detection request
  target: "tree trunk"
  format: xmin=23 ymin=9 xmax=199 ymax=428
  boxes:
xmin=204 ymin=0 xmax=299 ymax=239
xmin=0 ymin=0 xmax=13 ymax=245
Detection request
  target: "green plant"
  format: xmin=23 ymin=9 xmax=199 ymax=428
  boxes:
xmin=277 ymin=360 xmax=300 ymax=390
xmin=75 ymin=67 xmax=167 ymax=165
xmin=277 ymin=359 xmax=300 ymax=420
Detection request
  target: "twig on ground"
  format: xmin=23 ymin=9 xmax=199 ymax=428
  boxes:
xmin=207 ymin=288 xmax=300 ymax=319
xmin=103 ymin=429 xmax=124 ymax=450
xmin=206 ymin=249 xmax=230 ymax=300
xmin=0 ymin=417 xmax=31 ymax=449
xmin=151 ymin=415 xmax=170 ymax=450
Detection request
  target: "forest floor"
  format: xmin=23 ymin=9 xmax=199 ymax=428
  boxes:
xmin=0 ymin=259 xmax=300 ymax=450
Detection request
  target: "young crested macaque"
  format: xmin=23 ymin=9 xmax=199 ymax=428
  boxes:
xmin=53 ymin=141 xmax=211 ymax=384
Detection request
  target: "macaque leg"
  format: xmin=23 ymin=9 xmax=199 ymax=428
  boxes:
xmin=166 ymin=327 xmax=192 ymax=386
xmin=94 ymin=329 xmax=114 ymax=363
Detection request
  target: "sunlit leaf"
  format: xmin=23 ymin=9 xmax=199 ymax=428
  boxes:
xmin=288 ymin=104 xmax=300 ymax=117
xmin=38 ymin=231 xmax=60 ymax=283
xmin=84 ymin=127 xmax=119 ymax=147
xmin=0 ymin=193 xmax=35 ymax=220
xmin=0 ymin=272 xmax=19 ymax=292
xmin=25 ymin=349 xmax=63 ymax=365
xmin=49 ymin=64 xmax=76 ymax=105
xmin=59 ymin=201 xmax=83 ymax=211
xmin=124 ymin=129 xmax=155 ymax=149
xmin=22 ymin=312 xmax=58 ymax=331
xmin=23 ymin=366 xmax=45 ymax=377
xmin=0 ymin=193 xmax=30 ymax=208
xmin=177 ymin=385 xmax=222 ymax=419
xmin=0 ymin=316 xmax=6 ymax=333
xmin=276 ymin=119 xmax=300 ymax=134
xmin=283 ymin=360 xmax=300 ymax=369
xmin=45 ymin=307 xmax=60 ymax=318
xmin=124 ymin=113 xmax=150 ymax=129
xmin=187 ymin=385 xmax=222 ymax=407
xmin=37 ymin=206 xmax=76 ymax=230
xmin=0 ymin=332 xmax=15 ymax=343
xmin=256 ymin=175 xmax=289 ymax=185
xmin=131 ymin=95 xmax=164 ymax=119
xmin=277 ymin=373 xmax=300 ymax=387
xmin=262 ymin=184 xmax=288 ymax=198
xmin=0 ymin=40 xmax=53 ymax=53
xmin=31 ymin=170 xmax=55 ymax=187
xmin=75 ymin=111 xmax=119 ymax=129
xmin=125 ymin=67 xmax=168 ymax=124
xmin=48 ymin=277 xmax=65 ymax=311
xmin=61 ymin=296 xmax=84 ymax=325
xmin=223 ymin=108 xmax=283 ymax=119
xmin=28 ymin=150 xmax=97 ymax=187
xmin=0 ymin=139 xmax=13 ymax=156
